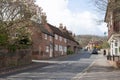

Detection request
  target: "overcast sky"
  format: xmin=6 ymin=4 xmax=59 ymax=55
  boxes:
xmin=36 ymin=0 xmax=107 ymax=36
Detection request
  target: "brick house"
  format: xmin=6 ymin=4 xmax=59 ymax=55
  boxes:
xmin=30 ymin=21 xmax=54 ymax=59
xmin=105 ymin=0 xmax=120 ymax=67
xmin=87 ymin=40 xmax=103 ymax=51
xmin=46 ymin=23 xmax=67 ymax=57
xmin=41 ymin=13 xmax=80 ymax=57
xmin=31 ymin=13 xmax=80 ymax=60
xmin=47 ymin=23 xmax=79 ymax=56
xmin=58 ymin=24 xmax=80 ymax=54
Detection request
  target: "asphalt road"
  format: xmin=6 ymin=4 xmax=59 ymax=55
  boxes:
xmin=0 ymin=50 xmax=119 ymax=80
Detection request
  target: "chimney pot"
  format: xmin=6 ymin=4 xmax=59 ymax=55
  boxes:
xmin=59 ymin=23 xmax=63 ymax=30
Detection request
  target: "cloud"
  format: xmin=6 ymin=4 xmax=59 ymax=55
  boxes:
xmin=36 ymin=0 xmax=107 ymax=36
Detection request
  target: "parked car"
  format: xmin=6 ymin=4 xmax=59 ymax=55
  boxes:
xmin=92 ymin=48 xmax=98 ymax=54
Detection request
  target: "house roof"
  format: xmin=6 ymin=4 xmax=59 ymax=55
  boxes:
xmin=47 ymin=23 xmax=79 ymax=44
xmin=63 ymin=31 xmax=79 ymax=45
xmin=32 ymin=22 xmax=53 ymax=36
xmin=47 ymin=23 xmax=64 ymax=37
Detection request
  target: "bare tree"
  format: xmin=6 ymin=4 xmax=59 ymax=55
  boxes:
xmin=93 ymin=0 xmax=108 ymax=13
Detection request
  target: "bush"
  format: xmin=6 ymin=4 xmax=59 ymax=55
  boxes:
xmin=67 ymin=49 xmax=74 ymax=55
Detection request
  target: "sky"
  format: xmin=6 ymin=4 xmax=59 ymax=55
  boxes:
xmin=35 ymin=0 xmax=107 ymax=36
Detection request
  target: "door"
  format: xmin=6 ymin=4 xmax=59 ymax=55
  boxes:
xmin=50 ymin=44 xmax=53 ymax=57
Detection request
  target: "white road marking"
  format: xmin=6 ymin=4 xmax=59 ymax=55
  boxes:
xmin=32 ymin=60 xmax=93 ymax=64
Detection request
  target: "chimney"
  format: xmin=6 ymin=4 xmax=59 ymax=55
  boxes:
xmin=63 ymin=26 xmax=67 ymax=31
xmin=68 ymin=31 xmax=72 ymax=36
xmin=73 ymin=33 xmax=76 ymax=38
xmin=41 ymin=12 xmax=47 ymax=24
xmin=59 ymin=23 xmax=63 ymax=30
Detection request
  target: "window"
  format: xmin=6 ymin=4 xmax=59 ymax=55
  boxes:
xmin=55 ymin=34 xmax=58 ymax=40
xmin=115 ymin=42 xmax=118 ymax=46
xmin=115 ymin=48 xmax=118 ymax=55
xmin=119 ymin=47 xmax=120 ymax=53
xmin=55 ymin=44 xmax=58 ymax=51
xmin=64 ymin=38 xmax=67 ymax=43
xmin=45 ymin=34 xmax=47 ymax=40
xmin=59 ymin=45 xmax=62 ymax=51
xmin=110 ymin=13 xmax=113 ymax=26
xmin=64 ymin=46 xmax=67 ymax=52
xmin=59 ymin=45 xmax=61 ymax=51
xmin=59 ymin=36 xmax=62 ymax=41
xmin=46 ymin=46 xmax=49 ymax=52
xmin=50 ymin=36 xmax=52 ymax=41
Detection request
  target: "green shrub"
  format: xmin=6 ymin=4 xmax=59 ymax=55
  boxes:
xmin=67 ymin=49 xmax=74 ymax=55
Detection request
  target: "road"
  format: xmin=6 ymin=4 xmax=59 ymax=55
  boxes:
xmin=0 ymin=50 xmax=120 ymax=80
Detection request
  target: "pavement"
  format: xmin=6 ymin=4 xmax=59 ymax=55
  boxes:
xmin=75 ymin=54 xmax=120 ymax=80
xmin=1 ymin=52 xmax=120 ymax=80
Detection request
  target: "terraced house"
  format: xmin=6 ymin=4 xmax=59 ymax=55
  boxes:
xmin=30 ymin=21 xmax=54 ymax=59
xmin=105 ymin=0 xmax=120 ymax=67
xmin=31 ymin=13 xmax=80 ymax=60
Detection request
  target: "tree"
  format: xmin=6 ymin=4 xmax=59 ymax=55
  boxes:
xmin=93 ymin=0 xmax=108 ymax=13
xmin=0 ymin=0 xmax=41 ymax=50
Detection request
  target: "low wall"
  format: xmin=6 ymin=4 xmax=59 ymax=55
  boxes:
xmin=0 ymin=49 xmax=32 ymax=68
xmin=107 ymin=55 xmax=120 ymax=68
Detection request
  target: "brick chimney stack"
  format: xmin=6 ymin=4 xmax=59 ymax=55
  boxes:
xmin=73 ymin=33 xmax=76 ymax=38
xmin=41 ymin=12 xmax=47 ymax=24
xmin=59 ymin=23 xmax=63 ymax=30
xmin=63 ymin=26 xmax=67 ymax=31
xmin=68 ymin=31 xmax=72 ymax=36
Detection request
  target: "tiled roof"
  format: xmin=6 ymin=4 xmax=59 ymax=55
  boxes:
xmin=32 ymin=22 xmax=53 ymax=36
xmin=63 ymin=31 xmax=79 ymax=44
xmin=47 ymin=23 xmax=64 ymax=37
xmin=47 ymin=23 xmax=79 ymax=45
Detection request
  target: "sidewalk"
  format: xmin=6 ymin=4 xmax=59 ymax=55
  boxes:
xmin=77 ymin=54 xmax=120 ymax=80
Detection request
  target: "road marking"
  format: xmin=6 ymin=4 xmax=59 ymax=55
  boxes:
xmin=32 ymin=60 xmax=93 ymax=64
xmin=71 ymin=60 xmax=96 ymax=80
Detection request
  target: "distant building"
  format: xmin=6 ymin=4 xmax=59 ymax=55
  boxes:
xmin=87 ymin=40 xmax=103 ymax=50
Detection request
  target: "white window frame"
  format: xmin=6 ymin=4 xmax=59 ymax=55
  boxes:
xmin=46 ymin=46 xmax=49 ymax=52
xmin=50 ymin=36 xmax=52 ymax=41
xmin=64 ymin=38 xmax=67 ymax=43
xmin=59 ymin=36 xmax=62 ymax=41
xmin=55 ymin=44 xmax=58 ymax=51
xmin=59 ymin=45 xmax=62 ymax=51
xmin=45 ymin=34 xmax=47 ymax=40
xmin=55 ymin=34 xmax=58 ymax=40
xmin=64 ymin=46 xmax=67 ymax=52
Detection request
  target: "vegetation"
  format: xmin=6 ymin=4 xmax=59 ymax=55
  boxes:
xmin=67 ymin=49 xmax=74 ymax=55
xmin=101 ymin=41 xmax=110 ymax=49
xmin=0 ymin=0 xmax=42 ymax=52
xmin=0 ymin=0 xmax=42 ymax=67
xmin=75 ymin=35 xmax=107 ymax=47
xmin=93 ymin=0 xmax=120 ymax=21
xmin=92 ymin=0 xmax=108 ymax=13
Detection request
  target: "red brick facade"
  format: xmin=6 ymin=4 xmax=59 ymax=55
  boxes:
xmin=30 ymin=14 xmax=80 ymax=60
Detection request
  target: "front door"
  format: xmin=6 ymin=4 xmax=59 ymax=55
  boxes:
xmin=50 ymin=44 xmax=53 ymax=57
